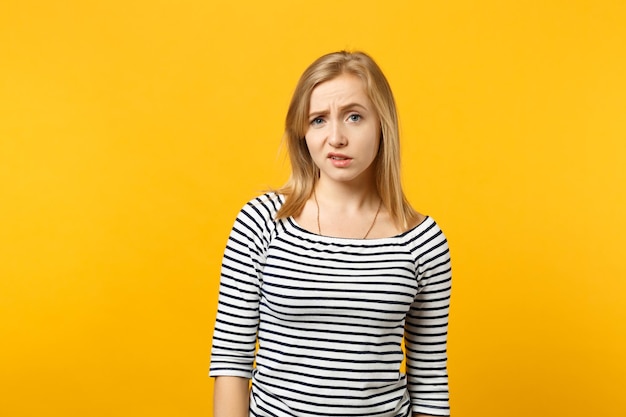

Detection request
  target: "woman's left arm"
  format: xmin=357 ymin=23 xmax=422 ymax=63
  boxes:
xmin=405 ymin=225 xmax=452 ymax=416
xmin=414 ymin=414 xmax=450 ymax=417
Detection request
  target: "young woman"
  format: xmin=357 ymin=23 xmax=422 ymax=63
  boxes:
xmin=210 ymin=51 xmax=452 ymax=417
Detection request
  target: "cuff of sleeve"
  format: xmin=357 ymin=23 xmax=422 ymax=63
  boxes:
xmin=412 ymin=402 xmax=450 ymax=416
xmin=209 ymin=368 xmax=252 ymax=379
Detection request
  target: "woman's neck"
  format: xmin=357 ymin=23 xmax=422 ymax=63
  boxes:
xmin=313 ymin=178 xmax=379 ymax=212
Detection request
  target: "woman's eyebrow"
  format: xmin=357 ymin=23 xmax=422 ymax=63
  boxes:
xmin=308 ymin=102 xmax=369 ymax=117
xmin=339 ymin=102 xmax=368 ymax=112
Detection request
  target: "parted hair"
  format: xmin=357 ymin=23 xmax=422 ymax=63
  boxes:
xmin=275 ymin=51 xmax=419 ymax=230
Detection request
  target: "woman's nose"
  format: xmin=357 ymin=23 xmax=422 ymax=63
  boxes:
xmin=328 ymin=122 xmax=347 ymax=147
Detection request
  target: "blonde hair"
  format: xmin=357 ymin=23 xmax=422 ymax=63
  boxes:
xmin=275 ymin=51 xmax=419 ymax=230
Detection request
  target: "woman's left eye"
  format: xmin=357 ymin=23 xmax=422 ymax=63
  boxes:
xmin=348 ymin=114 xmax=361 ymax=122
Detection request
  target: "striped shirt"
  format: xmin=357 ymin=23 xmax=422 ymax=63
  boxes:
xmin=210 ymin=193 xmax=451 ymax=416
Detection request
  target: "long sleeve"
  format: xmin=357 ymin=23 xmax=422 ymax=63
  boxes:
xmin=210 ymin=195 xmax=278 ymax=378
xmin=405 ymin=224 xmax=452 ymax=416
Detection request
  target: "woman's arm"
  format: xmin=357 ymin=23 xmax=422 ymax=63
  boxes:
xmin=210 ymin=197 xmax=277 ymax=415
xmin=213 ymin=376 xmax=250 ymax=417
xmin=405 ymin=223 xmax=452 ymax=416
xmin=414 ymin=414 xmax=449 ymax=417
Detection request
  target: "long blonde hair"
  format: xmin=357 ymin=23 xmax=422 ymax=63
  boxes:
xmin=275 ymin=51 xmax=419 ymax=230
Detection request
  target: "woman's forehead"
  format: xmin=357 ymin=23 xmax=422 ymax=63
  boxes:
xmin=309 ymin=74 xmax=371 ymax=110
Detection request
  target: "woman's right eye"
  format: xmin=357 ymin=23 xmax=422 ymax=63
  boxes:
xmin=311 ymin=117 xmax=324 ymax=125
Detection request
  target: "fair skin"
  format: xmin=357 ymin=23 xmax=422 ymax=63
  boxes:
xmin=213 ymin=74 xmax=437 ymax=417
xmin=297 ymin=73 xmax=423 ymax=239
xmin=213 ymin=376 xmax=248 ymax=417
xmin=297 ymin=73 xmax=392 ymax=238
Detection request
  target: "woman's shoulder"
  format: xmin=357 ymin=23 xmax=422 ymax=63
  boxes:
xmin=402 ymin=214 xmax=448 ymax=243
xmin=237 ymin=192 xmax=285 ymax=222
xmin=245 ymin=191 xmax=284 ymax=209
xmin=400 ymin=214 xmax=450 ymax=258
xmin=229 ymin=193 xmax=286 ymax=243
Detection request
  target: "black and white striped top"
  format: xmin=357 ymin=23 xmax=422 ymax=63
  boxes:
xmin=210 ymin=193 xmax=451 ymax=416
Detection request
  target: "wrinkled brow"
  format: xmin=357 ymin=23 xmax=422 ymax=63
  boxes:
xmin=308 ymin=102 xmax=369 ymax=117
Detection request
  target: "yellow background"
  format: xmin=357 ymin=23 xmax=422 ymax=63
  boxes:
xmin=1 ymin=1 xmax=625 ymax=416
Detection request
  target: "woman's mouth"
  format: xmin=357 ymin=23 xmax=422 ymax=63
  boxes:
xmin=328 ymin=153 xmax=352 ymax=167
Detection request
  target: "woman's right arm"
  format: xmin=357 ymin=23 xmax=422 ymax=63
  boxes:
xmin=211 ymin=196 xmax=279 ymax=417
xmin=214 ymin=376 xmax=250 ymax=417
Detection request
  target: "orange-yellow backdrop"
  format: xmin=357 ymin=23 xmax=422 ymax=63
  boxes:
xmin=1 ymin=1 xmax=625 ymax=416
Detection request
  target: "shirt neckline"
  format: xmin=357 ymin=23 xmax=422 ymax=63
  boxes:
xmin=285 ymin=215 xmax=432 ymax=243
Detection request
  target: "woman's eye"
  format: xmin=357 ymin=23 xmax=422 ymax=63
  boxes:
xmin=348 ymin=114 xmax=361 ymax=122
xmin=311 ymin=117 xmax=324 ymax=125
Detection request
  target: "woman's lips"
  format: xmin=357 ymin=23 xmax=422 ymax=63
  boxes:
xmin=328 ymin=153 xmax=352 ymax=167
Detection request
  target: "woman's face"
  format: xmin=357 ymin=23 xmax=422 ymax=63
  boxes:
xmin=305 ymin=73 xmax=381 ymax=188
